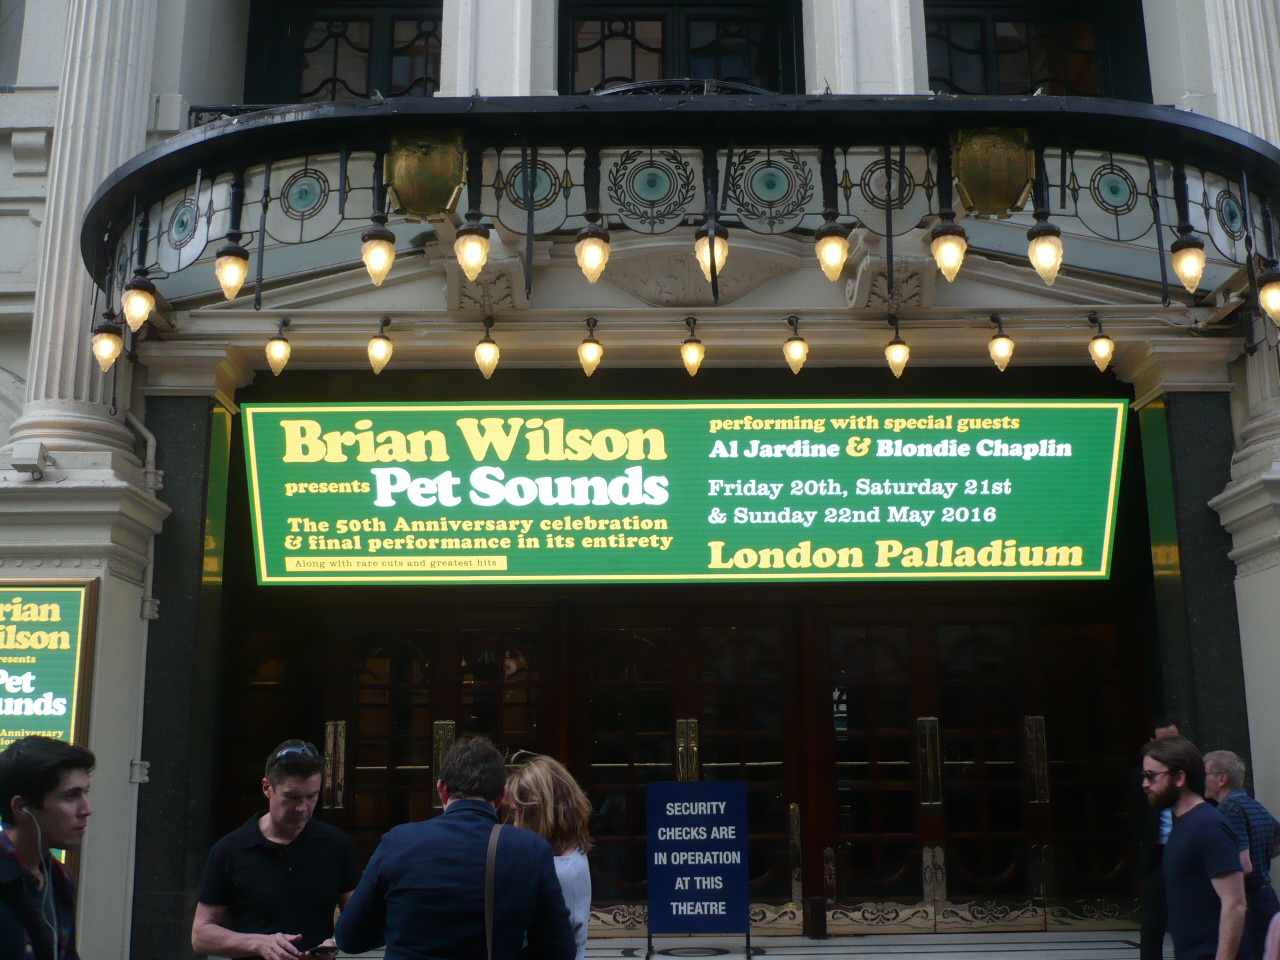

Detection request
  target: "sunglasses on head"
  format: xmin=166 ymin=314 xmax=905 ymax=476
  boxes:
xmin=269 ymin=743 xmax=319 ymax=765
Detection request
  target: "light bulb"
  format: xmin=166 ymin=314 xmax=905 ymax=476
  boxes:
xmin=1170 ymin=237 xmax=1206 ymax=294
xmin=681 ymin=337 xmax=705 ymax=376
xmin=361 ymin=226 xmax=396 ymax=286
xmin=694 ymin=226 xmax=729 ymax=283
xmin=120 ymin=278 xmax=156 ymax=333
xmin=575 ymin=224 xmax=611 ymax=284
xmin=885 ymin=338 xmax=909 ymax=379
xmin=930 ymin=222 xmax=968 ymax=283
xmin=455 ymin=224 xmax=490 ymax=282
xmin=783 ymin=335 xmax=808 ymax=374
xmin=1027 ymin=224 xmax=1064 ymax=286
xmin=475 ymin=336 xmax=499 ymax=379
xmin=1089 ymin=334 xmax=1114 ymax=372
xmin=578 ymin=337 xmax=603 ymax=376
xmin=215 ymin=243 xmax=250 ymax=300
xmin=1260 ymin=268 xmax=1280 ymax=326
xmin=814 ymin=222 xmax=850 ymax=283
xmin=367 ymin=334 xmax=393 ymax=374
xmin=988 ymin=333 xmax=1014 ymax=372
xmin=265 ymin=335 xmax=291 ymax=376
xmin=91 ymin=323 xmax=123 ymax=373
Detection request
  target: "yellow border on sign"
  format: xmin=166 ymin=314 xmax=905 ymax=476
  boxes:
xmin=242 ymin=400 xmax=1128 ymax=584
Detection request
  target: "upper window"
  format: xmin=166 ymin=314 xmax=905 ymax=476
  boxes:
xmin=245 ymin=2 xmax=442 ymax=104
xmin=924 ymin=1 xmax=1151 ymax=102
xmin=560 ymin=2 xmax=803 ymax=94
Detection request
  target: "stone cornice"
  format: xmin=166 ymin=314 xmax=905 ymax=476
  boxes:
xmin=1113 ymin=339 xmax=1241 ymax=410
xmin=137 ymin=343 xmax=255 ymax=411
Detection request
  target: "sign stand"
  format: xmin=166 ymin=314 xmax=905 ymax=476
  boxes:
xmin=646 ymin=780 xmax=750 ymax=958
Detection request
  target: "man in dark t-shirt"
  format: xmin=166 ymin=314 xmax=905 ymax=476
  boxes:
xmin=1143 ymin=735 xmax=1247 ymax=960
xmin=193 ymin=740 xmax=359 ymax=960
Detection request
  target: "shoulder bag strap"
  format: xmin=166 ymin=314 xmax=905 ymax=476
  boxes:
xmin=486 ymin=823 xmax=503 ymax=960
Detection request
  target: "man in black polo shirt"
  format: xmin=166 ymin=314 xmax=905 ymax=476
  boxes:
xmin=192 ymin=740 xmax=358 ymax=960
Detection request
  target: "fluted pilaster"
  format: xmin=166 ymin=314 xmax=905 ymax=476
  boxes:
xmin=1204 ymin=0 xmax=1280 ymax=146
xmin=8 ymin=0 xmax=159 ymax=456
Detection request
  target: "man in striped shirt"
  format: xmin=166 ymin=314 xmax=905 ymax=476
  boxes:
xmin=1206 ymin=750 xmax=1280 ymax=960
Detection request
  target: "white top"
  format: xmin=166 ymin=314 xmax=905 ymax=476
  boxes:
xmin=554 ymin=848 xmax=592 ymax=960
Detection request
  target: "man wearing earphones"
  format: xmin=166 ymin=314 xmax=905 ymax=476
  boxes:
xmin=0 ymin=735 xmax=95 ymax=960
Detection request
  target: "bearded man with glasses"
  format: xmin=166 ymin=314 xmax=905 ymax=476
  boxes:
xmin=1143 ymin=735 xmax=1247 ymax=960
xmin=192 ymin=740 xmax=358 ymax=960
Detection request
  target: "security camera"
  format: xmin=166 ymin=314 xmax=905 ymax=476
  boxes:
xmin=10 ymin=440 xmax=49 ymax=481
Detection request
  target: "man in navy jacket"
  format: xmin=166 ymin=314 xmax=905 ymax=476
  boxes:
xmin=337 ymin=736 xmax=575 ymax=960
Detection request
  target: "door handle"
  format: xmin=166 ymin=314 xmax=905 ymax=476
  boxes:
xmin=676 ymin=717 xmax=700 ymax=781
xmin=916 ymin=716 xmax=942 ymax=806
xmin=323 ymin=720 xmax=346 ymax=810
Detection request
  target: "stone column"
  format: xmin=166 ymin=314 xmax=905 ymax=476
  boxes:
xmin=1211 ymin=315 xmax=1280 ymax=806
xmin=439 ymin=0 xmax=558 ymax=97
xmin=6 ymin=0 xmax=160 ymax=462
xmin=1202 ymin=0 xmax=1280 ymax=146
xmin=803 ymin=0 xmax=928 ymax=95
xmin=1117 ymin=341 xmax=1250 ymax=754
xmin=0 ymin=2 xmax=168 ymax=957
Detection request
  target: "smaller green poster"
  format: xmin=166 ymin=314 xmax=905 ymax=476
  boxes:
xmin=0 ymin=584 xmax=92 ymax=748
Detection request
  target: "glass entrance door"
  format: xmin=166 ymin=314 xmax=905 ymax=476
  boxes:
xmin=574 ymin=605 xmax=798 ymax=930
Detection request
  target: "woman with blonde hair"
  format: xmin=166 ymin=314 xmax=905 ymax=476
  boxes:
xmin=505 ymin=754 xmax=593 ymax=960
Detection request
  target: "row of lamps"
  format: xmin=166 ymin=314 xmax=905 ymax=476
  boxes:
xmin=185 ymin=312 xmax=1119 ymax=380
xmin=92 ymin=151 xmax=1280 ymax=372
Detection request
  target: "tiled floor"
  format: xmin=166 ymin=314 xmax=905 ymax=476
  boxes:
xmin=346 ymin=931 xmax=1153 ymax=959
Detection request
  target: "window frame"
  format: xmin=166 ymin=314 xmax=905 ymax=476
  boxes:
xmin=924 ymin=0 xmax=1152 ymax=103
xmin=244 ymin=1 xmax=443 ymax=105
xmin=558 ymin=1 xmax=804 ymax=95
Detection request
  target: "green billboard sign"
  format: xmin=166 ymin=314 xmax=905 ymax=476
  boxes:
xmin=0 ymin=582 xmax=95 ymax=747
xmin=243 ymin=400 xmax=1126 ymax=584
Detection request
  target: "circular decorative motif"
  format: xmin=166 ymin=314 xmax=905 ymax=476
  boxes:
xmin=630 ymin=164 xmax=675 ymax=205
xmin=1089 ymin=165 xmax=1138 ymax=215
xmin=749 ymin=162 xmax=794 ymax=204
xmin=606 ymin=149 xmax=697 ymax=233
xmin=859 ymin=158 xmax=916 ymax=210
xmin=167 ymin=199 xmax=199 ymax=248
xmin=1217 ymin=190 xmax=1246 ymax=240
xmin=280 ymin=169 xmax=330 ymax=220
xmin=724 ymin=150 xmax=814 ymax=233
xmin=504 ymin=159 xmax=560 ymax=211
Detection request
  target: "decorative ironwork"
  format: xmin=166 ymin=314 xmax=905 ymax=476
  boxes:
xmin=300 ymin=20 xmax=373 ymax=101
xmin=606 ymin=148 xmax=698 ymax=234
xmin=725 ymin=148 xmax=814 ymax=233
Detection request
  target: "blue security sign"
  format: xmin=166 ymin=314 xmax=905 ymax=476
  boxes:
xmin=647 ymin=781 xmax=750 ymax=935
